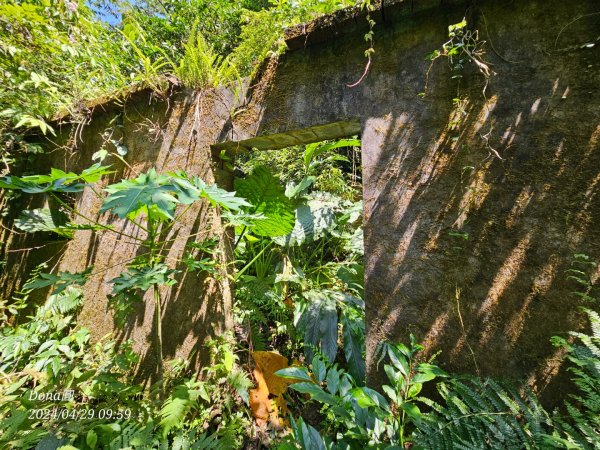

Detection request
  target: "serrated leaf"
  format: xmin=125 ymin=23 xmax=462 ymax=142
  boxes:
xmin=24 ymin=269 xmax=92 ymax=295
xmin=15 ymin=208 xmax=71 ymax=237
xmin=170 ymin=172 xmax=251 ymax=211
xmin=101 ymin=169 xmax=179 ymax=220
xmin=160 ymin=381 xmax=202 ymax=438
xmin=108 ymin=264 xmax=177 ymax=323
xmin=234 ymin=166 xmax=295 ymax=237
xmin=0 ymin=164 xmax=112 ymax=194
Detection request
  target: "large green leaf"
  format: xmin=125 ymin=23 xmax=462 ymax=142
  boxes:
xmin=303 ymin=138 xmax=360 ymax=171
xmin=169 ymin=172 xmax=251 ymax=211
xmin=274 ymin=366 xmax=313 ymax=382
xmin=290 ymin=416 xmax=328 ymax=450
xmin=23 ymin=268 xmax=92 ymax=295
xmin=296 ymin=290 xmax=339 ymax=363
xmin=290 ymin=382 xmax=339 ymax=406
xmin=110 ymin=264 xmax=177 ymax=297
xmin=0 ymin=164 xmax=113 ymax=194
xmin=14 ymin=208 xmax=104 ymax=238
xmin=14 ymin=208 xmax=70 ymax=237
xmin=274 ymin=195 xmax=338 ymax=247
xmin=233 ymin=165 xmax=294 ymax=237
xmin=101 ymin=169 xmax=180 ymax=221
xmin=201 ymin=182 xmax=251 ymax=210
xmin=108 ymin=263 xmax=178 ymax=324
xmin=342 ymin=312 xmax=366 ymax=383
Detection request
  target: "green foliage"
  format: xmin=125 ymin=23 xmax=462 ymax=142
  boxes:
xmin=23 ymin=268 xmax=92 ymax=296
xmin=295 ymin=290 xmax=339 ymax=363
xmin=424 ymin=17 xmax=493 ymax=97
xmin=101 ymin=169 xmax=181 ymax=220
xmin=303 ymin=138 xmax=360 ymax=175
xmin=0 ymin=164 xmax=113 ymax=193
xmin=0 ymin=0 xmax=130 ymax=135
xmin=544 ymin=309 xmax=600 ymax=449
xmin=274 ymin=193 xmax=339 ymax=247
xmin=233 ymin=139 xmax=365 ymax=400
xmin=159 ymin=380 xmax=209 ymax=437
xmin=14 ymin=208 xmax=106 ymax=238
xmin=229 ymin=0 xmax=359 ymax=75
xmin=237 ymin=139 xmax=362 ymax=202
xmin=234 ymin=165 xmax=295 ymax=237
xmin=1 ymin=164 xmax=251 ymax=397
xmin=101 ymin=170 xmax=248 ymax=221
xmin=414 ymin=377 xmax=551 ymax=449
xmin=171 ymin=171 xmax=251 ymax=211
xmin=294 ymin=290 xmax=364 ymax=382
xmin=109 ymin=264 xmax=178 ymax=324
xmin=182 ymin=237 xmax=220 ymax=275
xmin=280 ymin=337 xmax=446 ymax=448
xmin=0 ymin=293 xmax=252 ymax=448
xmin=175 ymin=25 xmax=240 ymax=89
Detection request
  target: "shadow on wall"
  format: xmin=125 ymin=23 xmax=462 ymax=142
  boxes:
xmin=0 ymin=87 xmax=238 ymax=385
xmin=363 ymin=33 xmax=600 ymax=406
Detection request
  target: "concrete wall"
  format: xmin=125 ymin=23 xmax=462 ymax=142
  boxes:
xmin=0 ymin=87 xmax=238 ymax=378
xmin=222 ymin=0 xmax=600 ymax=401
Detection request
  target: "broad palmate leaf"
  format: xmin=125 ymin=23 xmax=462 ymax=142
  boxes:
xmin=101 ymin=169 xmax=180 ymax=221
xmin=24 ymin=268 xmax=93 ymax=295
xmin=15 ymin=208 xmax=70 ymax=237
xmin=109 ymin=263 xmax=178 ymax=324
xmin=170 ymin=172 xmax=251 ymax=211
xmin=102 ymin=169 xmax=250 ymax=221
xmin=0 ymin=164 xmax=112 ymax=193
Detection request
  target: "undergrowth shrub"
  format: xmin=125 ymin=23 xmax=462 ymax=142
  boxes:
xmin=0 ymin=282 xmax=253 ymax=449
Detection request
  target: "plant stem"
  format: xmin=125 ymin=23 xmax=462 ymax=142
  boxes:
xmin=233 ymin=225 xmax=247 ymax=249
xmin=147 ymin=210 xmax=164 ymax=396
xmin=234 ymin=240 xmax=273 ymax=282
xmin=154 ymin=282 xmax=164 ymax=397
xmin=50 ymin=193 xmax=144 ymax=242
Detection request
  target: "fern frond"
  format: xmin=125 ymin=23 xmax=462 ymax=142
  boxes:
xmin=414 ymin=376 xmax=551 ymax=449
xmin=41 ymin=286 xmax=83 ymax=315
xmin=159 ymin=381 xmax=204 ymax=438
xmin=547 ymin=309 xmax=600 ymax=448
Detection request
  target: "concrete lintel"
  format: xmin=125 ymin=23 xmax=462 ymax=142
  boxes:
xmin=212 ymin=120 xmax=361 ymax=153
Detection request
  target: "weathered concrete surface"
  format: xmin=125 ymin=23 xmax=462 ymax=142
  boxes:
xmin=221 ymin=0 xmax=600 ymax=403
xmin=0 ymin=87 xmax=237 ymax=377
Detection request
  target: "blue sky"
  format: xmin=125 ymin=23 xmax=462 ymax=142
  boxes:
xmin=86 ymin=1 xmax=122 ymax=25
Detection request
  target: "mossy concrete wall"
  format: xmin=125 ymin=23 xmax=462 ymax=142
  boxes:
xmin=0 ymin=87 xmax=238 ymax=377
xmin=220 ymin=0 xmax=600 ymax=403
